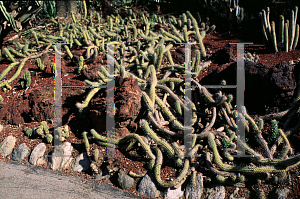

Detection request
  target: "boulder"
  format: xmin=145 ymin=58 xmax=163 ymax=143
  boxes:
xmin=12 ymin=143 xmax=30 ymax=161
xmin=0 ymin=135 xmax=16 ymax=157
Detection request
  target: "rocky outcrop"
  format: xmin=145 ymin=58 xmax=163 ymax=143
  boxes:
xmin=89 ymin=76 xmax=142 ymax=139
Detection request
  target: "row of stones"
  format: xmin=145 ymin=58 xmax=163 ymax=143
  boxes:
xmin=0 ymin=134 xmax=290 ymax=199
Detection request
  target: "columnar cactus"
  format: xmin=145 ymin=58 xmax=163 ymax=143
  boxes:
xmin=260 ymin=6 xmax=299 ymax=52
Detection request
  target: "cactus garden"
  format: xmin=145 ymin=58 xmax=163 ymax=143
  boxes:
xmin=0 ymin=0 xmax=300 ymax=198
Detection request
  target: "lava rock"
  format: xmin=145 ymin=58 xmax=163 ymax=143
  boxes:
xmin=211 ymin=43 xmax=236 ymax=65
xmin=12 ymin=143 xmax=30 ymax=161
xmin=89 ymin=76 xmax=142 ymax=139
xmin=117 ymin=169 xmax=134 ymax=190
xmin=269 ymin=61 xmax=297 ymax=109
xmin=28 ymin=85 xmax=54 ymax=122
xmin=29 ymin=143 xmax=46 ymax=165
xmin=199 ymin=60 xmax=297 ymax=114
xmin=82 ymin=65 xmax=102 ymax=81
xmin=0 ymin=135 xmax=16 ymax=157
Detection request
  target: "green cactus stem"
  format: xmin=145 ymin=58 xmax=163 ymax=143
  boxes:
xmin=0 ymin=62 xmax=19 ymax=81
xmin=36 ymin=58 xmax=44 ymax=70
xmin=279 ymin=15 xmax=284 ymax=43
xmin=139 ymin=32 xmax=160 ymax=41
xmin=170 ymin=24 xmax=184 ymax=42
xmin=31 ymin=30 xmax=40 ymax=45
xmin=91 ymin=129 xmax=156 ymax=169
xmin=4 ymin=48 xmax=16 ymax=63
xmin=153 ymin=146 xmax=189 ymax=188
xmin=271 ymin=21 xmax=278 ymax=52
xmin=140 ymin=119 xmax=176 ymax=161
xmin=76 ymin=88 xmax=100 ymax=111
xmin=166 ymin=50 xmax=174 ymax=65
xmin=292 ymin=24 xmax=299 ymax=49
xmin=64 ymin=45 xmax=73 ymax=59
xmin=21 ymin=71 xmax=31 ymax=88
xmin=160 ymin=29 xmax=182 ymax=43
xmin=83 ymin=131 xmax=90 ymax=155
xmin=94 ymin=149 xmax=99 ymax=162
xmin=0 ymin=57 xmax=29 ymax=88
xmin=190 ymin=18 xmax=206 ymax=57
xmin=50 ymin=63 xmax=55 ymax=74
xmin=147 ymin=112 xmax=183 ymax=138
xmin=8 ymin=48 xmax=26 ymax=58
xmin=78 ymin=56 xmax=84 ymax=74
xmin=285 ymin=23 xmax=289 ymax=52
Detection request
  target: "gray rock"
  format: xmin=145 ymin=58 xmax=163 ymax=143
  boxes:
xmin=73 ymin=152 xmax=90 ymax=172
xmin=0 ymin=136 xmax=17 ymax=157
xmin=275 ymin=188 xmax=290 ymax=199
xmin=164 ymin=186 xmax=184 ymax=199
xmin=205 ymin=185 xmax=225 ymax=199
xmin=118 ymin=169 xmax=134 ymax=190
xmin=48 ymin=142 xmax=74 ymax=171
xmin=185 ymin=173 xmax=204 ymax=199
xmin=29 ymin=143 xmax=46 ymax=165
xmin=137 ymin=173 xmax=158 ymax=197
xmin=12 ymin=143 xmax=30 ymax=161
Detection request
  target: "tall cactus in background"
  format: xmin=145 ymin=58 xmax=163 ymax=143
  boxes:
xmin=260 ymin=6 xmax=299 ymax=52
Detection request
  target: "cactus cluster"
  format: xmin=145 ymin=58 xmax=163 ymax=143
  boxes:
xmin=244 ymin=52 xmax=259 ymax=62
xmin=23 ymin=122 xmax=70 ymax=144
xmin=54 ymin=125 xmax=70 ymax=142
xmin=20 ymin=71 xmax=31 ymax=89
xmin=260 ymin=6 xmax=299 ymax=52
xmin=1 ymin=4 xmax=300 ymax=190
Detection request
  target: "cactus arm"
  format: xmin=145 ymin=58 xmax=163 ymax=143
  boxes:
xmin=82 ymin=132 xmax=90 ymax=155
xmin=277 ymin=129 xmax=293 ymax=159
xmin=156 ymin=45 xmax=164 ymax=71
xmin=0 ymin=62 xmax=20 ymax=81
xmin=292 ymin=24 xmax=299 ymax=49
xmin=285 ymin=22 xmax=289 ymax=52
xmin=166 ymin=50 xmax=174 ymax=65
xmin=160 ymin=29 xmax=182 ymax=43
xmin=244 ymin=107 xmax=273 ymax=159
xmin=140 ymin=119 xmax=176 ymax=160
xmin=279 ymin=15 xmax=284 ymax=44
xmin=8 ymin=48 xmax=26 ymax=58
xmin=271 ymin=21 xmax=278 ymax=52
xmin=76 ymin=88 xmax=100 ymax=111
xmin=153 ymin=146 xmax=190 ymax=188
xmin=4 ymin=48 xmax=16 ymax=63
xmin=147 ymin=112 xmax=183 ymax=138
xmin=142 ymin=91 xmax=154 ymax=112
xmin=289 ymin=10 xmax=295 ymax=50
